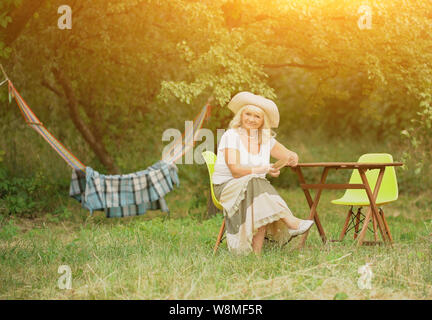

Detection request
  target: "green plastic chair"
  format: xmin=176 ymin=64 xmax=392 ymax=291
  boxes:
xmin=331 ymin=153 xmax=398 ymax=242
xmin=202 ymin=151 xmax=225 ymax=254
xmin=331 ymin=153 xmax=398 ymax=206
xmin=202 ymin=151 xmax=223 ymax=210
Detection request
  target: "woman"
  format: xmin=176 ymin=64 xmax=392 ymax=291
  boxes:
xmin=212 ymin=92 xmax=314 ymax=255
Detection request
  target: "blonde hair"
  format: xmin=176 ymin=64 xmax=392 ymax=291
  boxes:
xmin=228 ymin=105 xmax=276 ymax=145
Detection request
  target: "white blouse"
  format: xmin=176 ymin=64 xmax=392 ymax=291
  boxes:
xmin=212 ymin=128 xmax=276 ymax=185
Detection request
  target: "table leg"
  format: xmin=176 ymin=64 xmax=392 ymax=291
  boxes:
xmin=357 ymin=168 xmax=389 ymax=245
xmin=294 ymin=167 xmax=328 ymax=247
xmin=372 ymin=213 xmax=378 ymax=242
xmin=365 ymin=168 xmax=388 ymax=242
xmin=357 ymin=206 xmax=372 ymax=245
xmin=380 ymin=208 xmax=393 ymax=243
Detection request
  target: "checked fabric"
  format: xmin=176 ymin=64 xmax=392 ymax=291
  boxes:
xmin=69 ymin=160 xmax=179 ymax=218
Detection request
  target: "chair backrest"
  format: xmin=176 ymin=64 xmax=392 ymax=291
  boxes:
xmin=348 ymin=153 xmax=398 ymax=203
xmin=202 ymin=151 xmax=223 ymax=210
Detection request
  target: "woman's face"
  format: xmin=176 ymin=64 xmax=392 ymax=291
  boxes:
xmin=241 ymin=106 xmax=264 ymax=131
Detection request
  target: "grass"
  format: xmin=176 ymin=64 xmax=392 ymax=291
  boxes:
xmin=0 ymin=121 xmax=431 ymax=299
xmin=0 ymin=188 xmax=431 ymax=300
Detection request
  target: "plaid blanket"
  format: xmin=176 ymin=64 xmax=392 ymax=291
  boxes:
xmin=69 ymin=160 xmax=179 ymax=218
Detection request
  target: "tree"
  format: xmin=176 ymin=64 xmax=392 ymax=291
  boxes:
xmin=3 ymin=0 xmax=47 ymax=46
xmin=2 ymin=0 xmax=431 ymax=173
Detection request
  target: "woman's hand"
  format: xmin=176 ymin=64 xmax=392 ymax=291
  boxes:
xmin=268 ymin=166 xmax=280 ymax=178
xmin=271 ymin=153 xmax=299 ymax=170
xmin=251 ymin=164 xmax=270 ymax=175
xmin=286 ymin=153 xmax=299 ymax=167
xmin=270 ymin=142 xmax=299 ymax=167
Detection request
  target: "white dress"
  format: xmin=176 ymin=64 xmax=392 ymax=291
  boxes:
xmin=212 ymin=128 xmax=295 ymax=254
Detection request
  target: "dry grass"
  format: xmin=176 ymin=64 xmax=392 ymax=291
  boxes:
xmin=0 ymin=189 xmax=431 ymax=300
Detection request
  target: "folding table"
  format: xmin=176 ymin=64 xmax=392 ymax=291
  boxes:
xmin=289 ymin=162 xmax=403 ymax=247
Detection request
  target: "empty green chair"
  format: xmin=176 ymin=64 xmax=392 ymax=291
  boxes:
xmin=202 ymin=151 xmax=225 ymax=254
xmin=331 ymin=153 xmax=398 ymax=242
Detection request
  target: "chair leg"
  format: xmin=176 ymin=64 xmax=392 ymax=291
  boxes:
xmin=372 ymin=212 xmax=378 ymax=241
xmin=213 ymin=218 xmax=225 ymax=255
xmin=380 ymin=208 xmax=393 ymax=243
xmin=354 ymin=207 xmax=362 ymax=239
xmin=340 ymin=207 xmax=353 ymax=241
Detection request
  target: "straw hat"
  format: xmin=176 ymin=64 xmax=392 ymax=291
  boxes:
xmin=227 ymin=92 xmax=280 ymax=128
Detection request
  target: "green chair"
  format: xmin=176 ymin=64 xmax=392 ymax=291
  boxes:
xmin=202 ymin=151 xmax=223 ymax=210
xmin=202 ymin=151 xmax=225 ymax=254
xmin=331 ymin=153 xmax=398 ymax=243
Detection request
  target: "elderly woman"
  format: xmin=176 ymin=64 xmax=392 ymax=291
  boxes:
xmin=212 ymin=92 xmax=314 ymax=255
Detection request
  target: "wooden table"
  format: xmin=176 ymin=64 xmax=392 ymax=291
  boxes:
xmin=289 ymin=162 xmax=403 ymax=247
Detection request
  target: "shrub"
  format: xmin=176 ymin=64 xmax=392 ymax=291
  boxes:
xmin=400 ymin=94 xmax=432 ymax=192
xmin=0 ymin=160 xmax=52 ymax=217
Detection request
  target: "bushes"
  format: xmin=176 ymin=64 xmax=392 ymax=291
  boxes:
xmin=0 ymin=161 xmax=55 ymax=217
xmin=399 ymin=95 xmax=432 ymax=193
xmin=0 ymin=215 xmax=19 ymax=240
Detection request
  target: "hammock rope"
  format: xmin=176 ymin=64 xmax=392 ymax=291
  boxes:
xmin=8 ymin=80 xmax=88 ymax=173
xmin=162 ymin=101 xmax=212 ymax=164
xmin=1 ymin=66 xmax=212 ymax=174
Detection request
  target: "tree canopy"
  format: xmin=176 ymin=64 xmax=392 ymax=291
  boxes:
xmin=1 ymin=0 xmax=431 ymax=172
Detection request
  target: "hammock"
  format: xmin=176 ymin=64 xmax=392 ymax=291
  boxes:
xmin=7 ymin=80 xmax=87 ymax=172
xmin=162 ymin=102 xmax=212 ymax=164
xmin=5 ymin=80 xmax=211 ymax=171
xmin=1 ymin=66 xmax=212 ymax=216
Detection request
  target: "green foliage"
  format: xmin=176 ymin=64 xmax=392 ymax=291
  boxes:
xmin=0 ymin=188 xmax=431 ymax=299
xmin=0 ymin=41 xmax=12 ymax=59
xmin=333 ymin=292 xmax=348 ymax=300
xmin=0 ymin=216 xmax=18 ymax=240
xmin=0 ymin=0 xmax=21 ymax=58
xmin=0 ymin=0 xmax=431 ymax=213
xmin=2 ymin=1 xmax=429 ymax=134
xmin=8 ymin=0 xmax=432 ymax=115
xmin=0 ymin=167 xmax=52 ymax=216
xmin=399 ymin=93 xmax=432 ymax=191
xmin=47 ymin=205 xmax=73 ymax=223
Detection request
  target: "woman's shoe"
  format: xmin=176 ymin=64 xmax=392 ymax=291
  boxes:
xmin=288 ymin=220 xmax=314 ymax=238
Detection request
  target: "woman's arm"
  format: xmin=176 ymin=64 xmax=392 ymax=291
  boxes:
xmin=224 ymin=148 xmax=270 ymax=179
xmin=270 ymin=141 xmax=299 ymax=168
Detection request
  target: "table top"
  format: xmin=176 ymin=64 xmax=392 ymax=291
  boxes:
xmin=290 ymin=162 xmax=403 ymax=169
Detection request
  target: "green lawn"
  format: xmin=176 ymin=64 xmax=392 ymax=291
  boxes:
xmin=1 ymin=188 xmax=431 ymax=300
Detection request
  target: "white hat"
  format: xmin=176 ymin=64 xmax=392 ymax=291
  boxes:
xmin=227 ymin=92 xmax=280 ymax=128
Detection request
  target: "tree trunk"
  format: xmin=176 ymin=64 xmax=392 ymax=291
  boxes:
xmin=51 ymin=67 xmax=120 ymax=174
xmin=3 ymin=0 xmax=48 ymax=46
